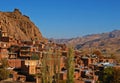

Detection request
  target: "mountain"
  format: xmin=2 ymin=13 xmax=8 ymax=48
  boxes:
xmin=0 ymin=9 xmax=47 ymax=42
xmin=53 ymin=30 xmax=120 ymax=55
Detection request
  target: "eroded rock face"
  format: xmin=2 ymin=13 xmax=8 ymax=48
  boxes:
xmin=0 ymin=9 xmax=47 ymax=42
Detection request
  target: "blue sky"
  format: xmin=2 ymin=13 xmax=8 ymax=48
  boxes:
xmin=0 ymin=0 xmax=120 ymax=38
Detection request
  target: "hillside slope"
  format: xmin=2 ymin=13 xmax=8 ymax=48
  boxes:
xmin=53 ymin=30 xmax=120 ymax=54
xmin=0 ymin=9 xmax=47 ymax=42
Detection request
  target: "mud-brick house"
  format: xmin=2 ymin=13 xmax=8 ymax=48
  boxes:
xmin=21 ymin=60 xmax=40 ymax=75
xmin=0 ymin=31 xmax=10 ymax=42
xmin=74 ymin=71 xmax=80 ymax=80
xmin=81 ymin=56 xmax=99 ymax=67
xmin=0 ymin=42 xmax=9 ymax=59
xmin=0 ymin=27 xmax=18 ymax=46
xmin=81 ymin=56 xmax=90 ymax=66
xmin=19 ymin=45 xmax=40 ymax=60
xmin=114 ymin=65 xmax=120 ymax=69
xmin=59 ymin=71 xmax=67 ymax=80
xmin=60 ymin=56 xmax=67 ymax=70
xmin=99 ymin=58 xmax=115 ymax=63
xmin=59 ymin=70 xmax=81 ymax=80
xmin=62 ymin=51 xmax=68 ymax=57
xmin=38 ymin=42 xmax=45 ymax=51
xmin=7 ymin=46 xmax=20 ymax=68
xmin=0 ymin=28 xmax=18 ymax=60
xmin=21 ymin=40 xmax=34 ymax=46
xmin=19 ymin=46 xmax=31 ymax=59
xmin=8 ymin=59 xmax=22 ymax=68
xmin=0 ymin=30 xmax=10 ymax=59
xmin=9 ymin=35 xmax=18 ymax=46
xmin=10 ymin=70 xmax=26 ymax=82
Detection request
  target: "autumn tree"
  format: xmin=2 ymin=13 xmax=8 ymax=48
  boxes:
xmin=41 ymin=52 xmax=48 ymax=83
xmin=0 ymin=58 xmax=10 ymax=80
xmin=66 ymin=47 xmax=74 ymax=83
xmin=53 ymin=49 xmax=61 ymax=83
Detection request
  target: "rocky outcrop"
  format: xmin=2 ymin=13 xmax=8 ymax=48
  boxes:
xmin=0 ymin=9 xmax=47 ymax=42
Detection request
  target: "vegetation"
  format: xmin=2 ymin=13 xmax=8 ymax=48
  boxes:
xmin=0 ymin=58 xmax=10 ymax=81
xmin=41 ymin=49 xmax=55 ymax=83
xmin=66 ymin=47 xmax=74 ymax=83
xmin=0 ymin=69 xmax=10 ymax=81
xmin=112 ymin=68 xmax=120 ymax=83
xmin=31 ymin=54 xmax=39 ymax=60
xmin=99 ymin=67 xmax=112 ymax=83
xmin=102 ymin=67 xmax=113 ymax=83
xmin=99 ymin=67 xmax=120 ymax=83
xmin=39 ymin=48 xmax=62 ymax=83
xmin=41 ymin=52 xmax=48 ymax=83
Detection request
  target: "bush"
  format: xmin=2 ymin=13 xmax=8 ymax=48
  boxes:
xmin=0 ymin=68 xmax=10 ymax=80
xmin=0 ymin=58 xmax=10 ymax=81
xmin=31 ymin=54 xmax=39 ymax=60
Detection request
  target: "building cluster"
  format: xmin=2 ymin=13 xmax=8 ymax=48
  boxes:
xmin=0 ymin=26 xmax=119 ymax=83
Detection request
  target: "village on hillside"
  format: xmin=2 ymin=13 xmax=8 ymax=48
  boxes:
xmin=0 ymin=25 xmax=120 ymax=83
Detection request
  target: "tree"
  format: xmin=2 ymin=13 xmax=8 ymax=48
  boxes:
xmin=0 ymin=58 xmax=9 ymax=68
xmin=99 ymin=67 xmax=114 ymax=83
xmin=41 ymin=49 xmax=54 ymax=83
xmin=112 ymin=68 xmax=120 ymax=83
xmin=55 ymin=49 xmax=61 ymax=83
xmin=102 ymin=67 xmax=114 ymax=83
xmin=0 ymin=69 xmax=10 ymax=80
xmin=41 ymin=52 xmax=48 ymax=83
xmin=98 ymin=66 xmax=120 ymax=83
xmin=31 ymin=54 xmax=39 ymax=60
xmin=66 ymin=47 xmax=74 ymax=83
xmin=0 ymin=58 xmax=10 ymax=80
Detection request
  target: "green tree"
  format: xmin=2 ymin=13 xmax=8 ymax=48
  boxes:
xmin=99 ymin=67 xmax=120 ymax=83
xmin=31 ymin=54 xmax=39 ymax=60
xmin=98 ymin=67 xmax=114 ymax=83
xmin=103 ymin=67 xmax=114 ymax=83
xmin=66 ymin=47 xmax=74 ymax=83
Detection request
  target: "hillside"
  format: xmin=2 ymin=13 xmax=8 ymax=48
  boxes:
xmin=0 ymin=9 xmax=47 ymax=42
xmin=53 ymin=30 xmax=120 ymax=56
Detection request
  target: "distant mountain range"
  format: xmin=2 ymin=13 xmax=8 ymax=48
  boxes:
xmin=51 ymin=30 xmax=120 ymax=56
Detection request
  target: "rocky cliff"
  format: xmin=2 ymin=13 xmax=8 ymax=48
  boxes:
xmin=0 ymin=9 xmax=47 ymax=42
